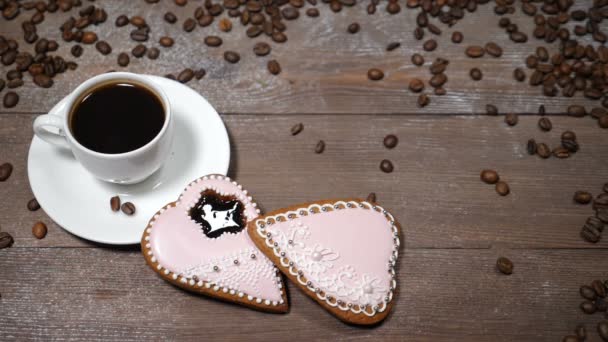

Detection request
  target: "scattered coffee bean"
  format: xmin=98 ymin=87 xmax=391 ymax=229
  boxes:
xmin=414 ymin=27 xmax=424 ymax=40
xmin=348 ymin=22 xmax=360 ymax=34
xmin=183 ymin=18 xmax=196 ymax=32
xmin=452 ymin=31 xmax=463 ymax=43
xmin=575 ymin=325 xmax=586 ymax=341
xmin=592 ymin=279 xmax=607 ymax=298
xmin=366 ymin=192 xmax=376 ymax=203
xmin=117 ymin=53 xmax=130 ymax=67
xmin=567 ymin=105 xmax=586 ymax=117
xmin=599 ymin=116 xmax=608 ymax=129
xmin=32 ymin=221 xmax=47 ymax=239
xmin=598 ymin=321 xmax=608 ymax=341
xmin=267 ymin=60 xmax=281 ymax=75
xmin=470 ymin=68 xmax=483 ymax=81
xmin=552 ymin=147 xmax=570 ymax=159
xmin=164 ymin=12 xmax=177 ymax=24
xmin=484 ymin=42 xmax=502 ymax=57
xmin=429 ymin=73 xmax=447 ymax=88
xmin=513 ymin=68 xmax=526 ymax=82
xmin=147 ymin=47 xmax=160 ymax=60
xmin=95 ymin=41 xmax=112 ymax=55
xmin=121 ymin=202 xmax=136 ymax=215
xmin=71 ymin=45 xmax=83 ymax=58
xmin=380 ymin=159 xmax=394 ymax=173
xmin=253 ymin=42 xmax=270 ymax=56
xmin=526 ymin=139 xmax=537 ymax=155
xmin=115 ymin=14 xmax=129 ymax=27
xmin=367 ymin=68 xmax=384 ymax=81
xmin=423 ymin=39 xmax=437 ymax=51
xmin=0 ymin=232 xmax=14 ymax=249
xmin=178 ymin=68 xmax=194 ymax=83
xmin=409 ymin=78 xmax=424 ymax=93
xmin=132 ymin=44 xmax=147 ymax=58
xmin=0 ymin=162 xmax=12 ymax=181
xmin=110 ymin=196 xmax=121 ymax=212
xmin=411 ymin=53 xmax=424 ymax=66
xmin=291 ymin=123 xmax=303 ymax=136
xmin=386 ymin=42 xmax=400 ymax=51
xmin=219 ymin=18 xmax=232 ymax=32
xmin=383 ymin=134 xmax=398 ymax=149
xmin=465 ymin=45 xmax=485 ymax=58
xmin=537 ymin=143 xmax=551 ymax=158
xmin=417 ymin=94 xmax=430 ymax=107
xmin=82 ymin=31 xmax=98 ymax=44
xmin=486 ymin=104 xmax=498 ymax=116
xmin=581 ymin=285 xmax=598 ymax=300
xmin=580 ymin=301 xmax=597 ymax=314
xmin=581 ymin=217 xmax=603 ymax=243
xmin=509 ymin=31 xmax=528 ymax=43
xmin=194 ymin=68 xmax=206 ymax=80
xmin=496 ymin=257 xmax=513 ymax=275
xmin=495 ymin=181 xmax=510 ymax=196
xmin=314 ymin=140 xmax=325 ymax=154
xmin=480 ymin=169 xmax=499 ymax=184
xmin=574 ymin=191 xmax=592 ymax=205
xmin=505 ymin=113 xmax=518 ymax=126
xmin=562 ymin=336 xmax=579 ymax=342
xmin=538 ymin=117 xmax=552 ymax=131
xmin=159 ymin=36 xmax=174 ymax=47
xmin=306 ymin=8 xmax=319 ymax=17
xmin=27 ymin=198 xmax=40 ymax=211
xmin=224 ymin=51 xmax=240 ymax=64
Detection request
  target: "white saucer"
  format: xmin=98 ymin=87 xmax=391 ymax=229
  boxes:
xmin=27 ymin=75 xmax=230 ymax=245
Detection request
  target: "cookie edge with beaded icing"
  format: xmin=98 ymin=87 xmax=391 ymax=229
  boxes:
xmin=141 ymin=174 xmax=289 ymax=313
xmin=246 ymin=198 xmax=400 ymax=324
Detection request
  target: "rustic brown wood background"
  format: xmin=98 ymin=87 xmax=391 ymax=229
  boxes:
xmin=1 ymin=0 xmax=607 ymax=341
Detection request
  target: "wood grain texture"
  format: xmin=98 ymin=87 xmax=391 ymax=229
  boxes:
xmin=0 ymin=0 xmax=603 ymax=114
xmin=2 ymin=113 xmax=607 ymax=249
xmin=0 ymin=247 xmax=607 ymax=341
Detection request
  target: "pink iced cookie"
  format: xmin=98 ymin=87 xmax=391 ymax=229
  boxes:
xmin=247 ymin=199 xmax=400 ymax=324
xmin=141 ymin=174 xmax=288 ymax=313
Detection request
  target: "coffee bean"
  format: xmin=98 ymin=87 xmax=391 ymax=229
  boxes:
xmin=505 ymin=113 xmax=518 ymax=126
xmin=366 ymin=192 xmax=376 ymax=203
xmin=147 ymin=47 xmax=159 ymax=60
xmin=282 ymin=7 xmax=299 ymax=20
xmin=267 ymin=60 xmax=281 ymax=75
xmin=581 ymin=285 xmax=598 ymax=300
xmin=484 ymin=42 xmax=502 ymax=57
xmin=411 ymin=53 xmax=424 ymax=66
xmin=70 ymin=44 xmax=83 ymax=58
xmin=183 ymin=18 xmax=196 ymax=32
xmin=121 ymin=202 xmax=136 ymax=215
xmin=178 ymin=68 xmax=194 ymax=83
xmin=597 ymin=298 xmax=608 ymax=312
xmin=430 ymin=73 xmax=447 ymax=88
xmin=594 ymin=195 xmax=608 ymax=211
xmin=561 ymin=138 xmax=579 ymax=153
xmin=465 ymin=45 xmax=485 ymax=58
xmin=470 ymin=68 xmax=482 ymax=81
xmin=386 ymin=2 xmax=400 ymax=14
xmin=272 ymin=32 xmax=287 ymax=43
xmin=510 ymin=31 xmax=528 ymax=43
xmin=581 ymin=217 xmax=603 ymax=243
xmin=486 ymin=104 xmax=498 ymax=116
xmin=409 ymin=78 xmax=424 ymax=93
xmin=451 ymin=31 xmax=463 ymax=44
xmin=82 ymin=31 xmax=98 ymax=44
xmin=130 ymin=44 xmax=146 ymax=58
xmin=291 ymin=123 xmax=303 ymax=136
xmin=527 ymin=139 xmax=537 ymax=155
xmin=538 ymin=117 xmax=552 ymax=131
xmin=383 ymin=134 xmax=398 ymax=149
xmin=592 ymin=279 xmax=607 ymax=298
xmin=423 ymin=39 xmax=437 ymax=51
xmin=159 ymin=36 xmax=174 ymax=47
xmin=130 ymin=29 xmax=149 ymax=42
xmin=27 ymin=198 xmax=40 ymax=211
xmin=513 ymin=68 xmax=526 ymax=82
xmin=567 ymin=105 xmax=586 ymax=117
xmin=224 ymin=51 xmax=240 ymax=64
xmin=253 ymin=42 xmax=270 ymax=56
xmin=386 ymin=42 xmax=400 ymax=51
xmin=367 ymin=68 xmax=384 ymax=81
xmin=348 ymin=22 xmax=360 ymax=34
xmin=480 ymin=169 xmax=499 ymax=184
xmin=194 ymin=68 xmax=206 ymax=80
xmin=130 ymin=16 xmax=147 ymax=28
xmin=110 ymin=196 xmax=121 ymax=212
xmin=205 ymin=36 xmax=222 ymax=47
xmin=219 ymin=18 xmax=232 ymax=32
xmin=306 ymin=8 xmax=319 ymax=17
xmin=604 ymin=183 xmax=608 ymax=194
xmin=496 ymin=257 xmax=513 ymax=275
xmin=95 ymin=41 xmax=112 ymax=55
xmin=175 ymin=0 xmax=187 ymax=6
xmin=495 ymin=181 xmax=510 ymax=196
xmin=380 ymin=159 xmax=394 ymax=173
xmin=164 ymin=12 xmax=177 ymax=24
xmin=414 ymin=27 xmax=424 ymax=40
xmin=574 ymin=191 xmax=592 ymax=204
xmin=599 ymin=115 xmax=608 ymax=129
xmin=7 ymin=79 xmax=23 ymax=89
xmin=417 ymin=94 xmax=430 ymax=107
xmin=575 ymin=325 xmax=586 ymax=341
xmin=0 ymin=232 xmax=14 ymax=249
xmin=552 ymin=147 xmax=570 ymax=158
xmin=598 ymin=321 xmax=608 ymax=341
xmin=581 ymin=301 xmax=597 ymax=314
xmin=427 ymin=24 xmax=441 ymax=35
xmin=32 ymin=222 xmax=47 ymax=239
xmin=33 ymin=74 xmax=53 ymax=88
xmin=116 ymin=14 xmax=129 ymax=27
xmin=314 ymin=140 xmax=325 ymax=154
xmin=3 ymin=92 xmax=18 ymax=108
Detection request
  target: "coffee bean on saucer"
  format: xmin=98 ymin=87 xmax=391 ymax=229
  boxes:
xmin=386 ymin=42 xmax=400 ymax=51
xmin=574 ymin=191 xmax=592 ymax=204
xmin=267 ymin=60 xmax=281 ymax=75
xmin=159 ymin=36 xmax=174 ymax=47
xmin=224 ymin=51 xmax=240 ymax=64
xmin=368 ymin=68 xmax=384 ymax=81
xmin=0 ymin=232 xmax=14 ymax=249
xmin=178 ymin=68 xmax=194 ymax=83
xmin=253 ymin=42 xmax=270 ymax=56
xmin=27 ymin=198 xmax=40 ymax=211
xmin=110 ymin=196 xmax=121 ymax=212
xmin=32 ymin=222 xmax=47 ymax=239
xmin=146 ymin=47 xmax=160 ymax=60
xmin=95 ymin=41 xmax=112 ymax=55
xmin=496 ymin=256 xmax=513 ymax=274
xmin=480 ymin=169 xmax=499 ymax=184
xmin=291 ymin=123 xmax=303 ymax=136
xmin=121 ymin=202 xmax=136 ymax=215
xmin=315 ymin=140 xmax=325 ymax=154
xmin=366 ymin=192 xmax=376 ymax=203
xmin=380 ymin=159 xmax=394 ymax=173
xmin=496 ymin=181 xmax=510 ymax=196
xmin=505 ymin=113 xmax=518 ymax=126
xmin=383 ymin=134 xmax=398 ymax=149
xmin=117 ymin=52 xmax=130 ymax=67
xmin=0 ymin=162 xmax=13 ymax=181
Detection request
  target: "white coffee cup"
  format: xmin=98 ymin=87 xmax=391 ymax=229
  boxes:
xmin=33 ymin=72 xmax=174 ymax=184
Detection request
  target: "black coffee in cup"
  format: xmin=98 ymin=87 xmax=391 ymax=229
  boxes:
xmin=70 ymin=82 xmax=165 ymax=154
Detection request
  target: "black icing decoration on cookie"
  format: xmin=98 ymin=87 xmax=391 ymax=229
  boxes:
xmin=189 ymin=189 xmax=246 ymax=238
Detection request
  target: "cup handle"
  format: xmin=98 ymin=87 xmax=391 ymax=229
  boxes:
xmin=33 ymin=114 xmax=70 ymax=149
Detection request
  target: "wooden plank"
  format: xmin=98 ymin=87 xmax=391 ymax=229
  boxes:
xmin=0 ymin=247 xmax=606 ymax=341
xmin=2 ymin=114 xmax=607 ymax=249
xmin=0 ymin=1 xmax=603 ymax=114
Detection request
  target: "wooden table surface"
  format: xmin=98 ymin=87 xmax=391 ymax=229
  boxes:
xmin=1 ymin=1 xmax=607 ymax=341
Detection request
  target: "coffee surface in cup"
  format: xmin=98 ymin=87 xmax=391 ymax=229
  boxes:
xmin=70 ymin=82 xmax=164 ymax=154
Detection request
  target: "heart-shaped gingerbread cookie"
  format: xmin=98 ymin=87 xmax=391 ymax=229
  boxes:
xmin=141 ymin=175 xmax=288 ymax=312
xmin=247 ymin=199 xmax=400 ymax=325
